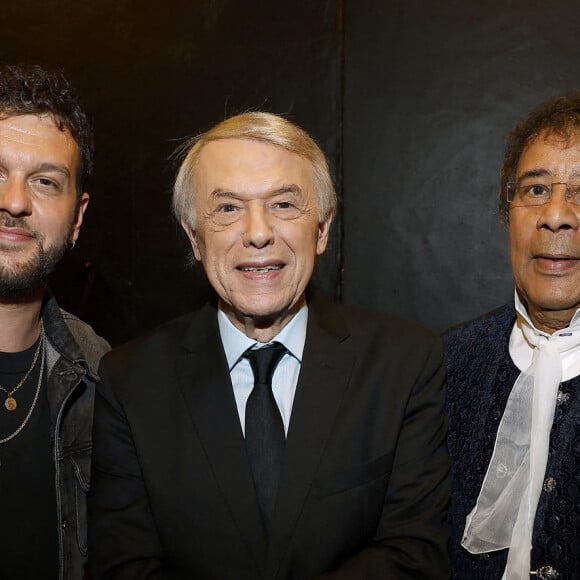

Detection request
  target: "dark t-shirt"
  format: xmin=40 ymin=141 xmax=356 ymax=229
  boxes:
xmin=0 ymin=341 xmax=58 ymax=579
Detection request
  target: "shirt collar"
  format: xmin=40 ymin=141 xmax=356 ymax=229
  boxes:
xmin=510 ymin=289 xmax=580 ymax=379
xmin=514 ymin=290 xmax=580 ymax=339
xmin=218 ymin=305 xmax=308 ymax=371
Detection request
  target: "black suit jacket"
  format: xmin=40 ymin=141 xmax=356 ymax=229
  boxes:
xmin=89 ymin=291 xmax=450 ymax=579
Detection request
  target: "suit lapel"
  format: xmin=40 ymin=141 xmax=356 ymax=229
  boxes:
xmin=176 ymin=303 xmax=268 ymax=572
xmin=267 ymin=293 xmax=355 ymax=577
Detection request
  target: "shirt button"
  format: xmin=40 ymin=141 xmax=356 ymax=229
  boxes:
xmin=543 ymin=477 xmax=556 ymax=492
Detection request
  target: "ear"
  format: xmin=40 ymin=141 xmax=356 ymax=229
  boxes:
xmin=316 ymin=211 xmax=333 ymax=256
xmin=180 ymin=219 xmax=202 ymax=262
xmin=70 ymin=192 xmax=90 ymax=243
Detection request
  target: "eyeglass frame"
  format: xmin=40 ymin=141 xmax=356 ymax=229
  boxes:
xmin=506 ymin=180 xmax=580 ymax=206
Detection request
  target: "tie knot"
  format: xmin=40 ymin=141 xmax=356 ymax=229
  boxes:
xmin=243 ymin=342 xmax=287 ymax=385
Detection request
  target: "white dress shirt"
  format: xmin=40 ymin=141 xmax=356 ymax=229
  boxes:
xmin=510 ymin=290 xmax=580 ymax=380
xmin=218 ymin=305 xmax=307 ymax=436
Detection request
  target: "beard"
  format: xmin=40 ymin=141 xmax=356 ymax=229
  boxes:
xmin=0 ymin=217 xmax=71 ymax=301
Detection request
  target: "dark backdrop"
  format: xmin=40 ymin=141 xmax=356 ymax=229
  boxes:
xmin=0 ymin=0 xmax=341 ymax=345
xmin=343 ymin=0 xmax=580 ymax=332
xmin=1 ymin=1 xmax=579 ymax=344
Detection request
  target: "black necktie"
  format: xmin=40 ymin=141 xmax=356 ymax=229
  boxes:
xmin=243 ymin=342 xmax=287 ymax=536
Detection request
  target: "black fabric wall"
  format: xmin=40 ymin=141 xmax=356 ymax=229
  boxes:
xmin=343 ymin=0 xmax=580 ymax=332
xmin=1 ymin=1 xmax=579 ymax=343
xmin=0 ymin=1 xmax=341 ymax=345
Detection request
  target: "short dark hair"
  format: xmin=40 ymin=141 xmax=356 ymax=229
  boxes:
xmin=0 ymin=63 xmax=93 ymax=196
xmin=500 ymin=91 xmax=580 ymax=221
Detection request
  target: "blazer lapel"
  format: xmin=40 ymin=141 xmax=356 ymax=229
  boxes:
xmin=176 ymin=303 xmax=268 ymax=573
xmin=267 ymin=293 xmax=355 ymax=577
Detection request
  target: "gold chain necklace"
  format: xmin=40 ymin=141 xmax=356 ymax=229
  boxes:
xmin=0 ymin=328 xmax=45 ymax=444
xmin=0 ymin=324 xmax=44 ymax=411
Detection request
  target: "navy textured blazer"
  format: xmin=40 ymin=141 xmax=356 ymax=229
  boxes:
xmin=89 ymin=290 xmax=450 ymax=579
xmin=444 ymin=303 xmax=580 ymax=580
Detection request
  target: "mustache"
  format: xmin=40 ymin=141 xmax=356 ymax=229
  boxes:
xmin=531 ymin=235 xmax=580 ymax=257
xmin=0 ymin=215 xmax=36 ymax=237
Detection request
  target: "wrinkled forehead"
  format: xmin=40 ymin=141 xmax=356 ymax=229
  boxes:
xmin=195 ymin=138 xmax=315 ymax=192
xmin=517 ymin=129 xmax=580 ymax=176
xmin=0 ymin=112 xmax=80 ymax=154
xmin=529 ymin=127 xmax=580 ymax=152
xmin=0 ymin=112 xmax=74 ymax=146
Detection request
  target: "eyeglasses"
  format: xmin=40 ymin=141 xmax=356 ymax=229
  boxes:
xmin=507 ymin=181 xmax=580 ymax=207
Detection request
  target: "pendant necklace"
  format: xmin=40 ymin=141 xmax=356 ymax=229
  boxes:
xmin=0 ymin=327 xmax=45 ymax=444
xmin=0 ymin=324 xmax=44 ymax=411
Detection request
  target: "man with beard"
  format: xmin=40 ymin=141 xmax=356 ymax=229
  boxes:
xmin=0 ymin=64 xmax=109 ymax=579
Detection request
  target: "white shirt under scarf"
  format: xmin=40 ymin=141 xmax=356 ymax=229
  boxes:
xmin=510 ymin=292 xmax=580 ymax=380
xmin=462 ymin=291 xmax=580 ymax=580
xmin=218 ymin=305 xmax=307 ymax=436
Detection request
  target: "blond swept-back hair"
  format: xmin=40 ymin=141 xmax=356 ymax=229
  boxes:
xmin=173 ymin=112 xmax=337 ymax=229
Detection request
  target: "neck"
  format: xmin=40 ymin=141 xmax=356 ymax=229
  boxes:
xmin=221 ymin=297 xmax=305 ymax=343
xmin=527 ymin=305 xmax=576 ymax=335
xmin=0 ymin=293 xmax=44 ymax=352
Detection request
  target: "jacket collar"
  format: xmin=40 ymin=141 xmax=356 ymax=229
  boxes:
xmin=41 ymin=292 xmax=97 ymax=381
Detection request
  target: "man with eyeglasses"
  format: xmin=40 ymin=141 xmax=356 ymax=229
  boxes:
xmin=445 ymin=93 xmax=580 ymax=579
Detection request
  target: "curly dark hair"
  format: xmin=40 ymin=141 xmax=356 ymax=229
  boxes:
xmin=0 ymin=63 xmax=93 ymax=196
xmin=500 ymin=91 xmax=580 ymax=222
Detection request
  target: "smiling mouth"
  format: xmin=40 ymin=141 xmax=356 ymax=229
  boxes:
xmin=239 ymin=265 xmax=283 ymax=272
xmin=0 ymin=227 xmax=35 ymax=245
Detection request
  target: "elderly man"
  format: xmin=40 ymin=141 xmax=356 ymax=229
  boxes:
xmin=445 ymin=94 xmax=580 ymax=579
xmin=0 ymin=64 xmax=109 ymax=579
xmin=89 ymin=112 xmax=449 ymax=579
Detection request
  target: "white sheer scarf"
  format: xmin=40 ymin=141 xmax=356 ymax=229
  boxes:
xmin=461 ymin=292 xmax=580 ymax=579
